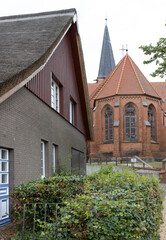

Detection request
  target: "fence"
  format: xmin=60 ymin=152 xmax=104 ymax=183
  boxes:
xmin=21 ymin=203 xmax=65 ymax=240
xmin=88 ymin=156 xmax=154 ymax=169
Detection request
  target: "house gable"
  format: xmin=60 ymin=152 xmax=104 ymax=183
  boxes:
xmin=0 ymin=9 xmax=93 ymax=140
xmin=26 ymin=26 xmax=87 ymax=136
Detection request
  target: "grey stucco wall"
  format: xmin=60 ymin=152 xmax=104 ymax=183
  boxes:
xmin=0 ymin=87 xmax=86 ymax=188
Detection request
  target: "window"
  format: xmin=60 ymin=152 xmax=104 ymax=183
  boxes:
xmin=70 ymin=100 xmax=75 ymax=124
xmin=105 ymin=107 xmax=113 ymax=141
xmin=41 ymin=141 xmax=45 ymax=178
xmin=148 ymin=105 xmax=156 ymax=141
xmin=0 ymin=149 xmax=9 ymax=185
xmin=1 ymin=174 xmax=8 ymax=184
xmin=0 ymin=148 xmax=10 ymax=224
xmin=71 ymin=148 xmax=85 ymax=175
xmin=51 ymin=79 xmax=60 ymax=112
xmin=0 ymin=149 xmax=8 ymax=160
xmin=52 ymin=145 xmax=58 ymax=174
xmin=125 ymin=105 xmax=136 ymax=141
xmin=1 ymin=162 xmax=8 ymax=172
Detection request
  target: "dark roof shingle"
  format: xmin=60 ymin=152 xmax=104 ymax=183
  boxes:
xmin=98 ymin=24 xmax=115 ymax=78
xmin=0 ymin=9 xmax=75 ymax=84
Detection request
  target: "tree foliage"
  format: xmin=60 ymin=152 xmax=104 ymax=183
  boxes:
xmin=140 ymin=28 xmax=166 ymax=80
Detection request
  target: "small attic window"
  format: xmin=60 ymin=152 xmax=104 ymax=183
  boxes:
xmin=70 ymin=98 xmax=76 ymax=125
xmin=51 ymin=79 xmax=60 ymax=112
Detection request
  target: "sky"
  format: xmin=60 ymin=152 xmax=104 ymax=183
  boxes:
xmin=0 ymin=0 xmax=165 ymax=83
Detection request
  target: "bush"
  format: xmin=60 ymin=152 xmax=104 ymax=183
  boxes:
xmin=54 ymin=168 xmax=163 ymax=239
xmin=11 ymin=175 xmax=85 ymax=220
xmin=11 ymin=167 xmax=164 ymax=239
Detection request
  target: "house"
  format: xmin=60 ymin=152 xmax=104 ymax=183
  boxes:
xmin=0 ymin=9 xmax=93 ymax=226
xmin=88 ymin=23 xmax=166 ymax=162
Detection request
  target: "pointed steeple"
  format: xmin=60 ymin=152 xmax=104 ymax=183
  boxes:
xmin=97 ymin=19 xmax=115 ymax=80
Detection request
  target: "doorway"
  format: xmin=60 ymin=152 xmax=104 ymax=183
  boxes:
xmin=0 ymin=148 xmax=11 ymax=226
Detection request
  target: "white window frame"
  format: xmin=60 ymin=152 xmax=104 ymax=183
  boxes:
xmin=41 ymin=141 xmax=45 ymax=178
xmin=52 ymin=145 xmax=57 ymax=174
xmin=0 ymin=149 xmax=9 ymax=161
xmin=51 ymin=79 xmax=60 ymax=112
xmin=70 ymin=100 xmax=74 ymax=124
xmin=0 ymin=149 xmax=9 ymax=185
xmin=0 ymin=173 xmax=9 ymax=184
xmin=0 ymin=161 xmax=9 ymax=172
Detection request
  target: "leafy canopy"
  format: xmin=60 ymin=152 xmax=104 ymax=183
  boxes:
xmin=140 ymin=25 xmax=166 ymax=80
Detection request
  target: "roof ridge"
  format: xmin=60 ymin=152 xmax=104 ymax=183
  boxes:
xmin=116 ymin=55 xmax=127 ymax=94
xmin=129 ymin=56 xmax=160 ymax=98
xmin=0 ymin=9 xmax=76 ymax=22
xmin=90 ymin=57 xmax=124 ymax=100
xmin=0 ymin=11 xmax=74 ymax=101
xmin=128 ymin=55 xmax=145 ymax=94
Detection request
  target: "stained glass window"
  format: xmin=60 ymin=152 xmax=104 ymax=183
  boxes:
xmin=148 ymin=106 xmax=155 ymax=140
xmin=125 ymin=105 xmax=135 ymax=140
xmin=105 ymin=107 xmax=113 ymax=141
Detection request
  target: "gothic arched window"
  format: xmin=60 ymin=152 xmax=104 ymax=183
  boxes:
xmin=148 ymin=105 xmax=156 ymax=141
xmin=105 ymin=107 xmax=113 ymax=141
xmin=125 ymin=105 xmax=135 ymax=141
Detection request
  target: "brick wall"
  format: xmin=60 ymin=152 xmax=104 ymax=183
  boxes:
xmin=89 ymin=94 xmax=166 ymax=160
xmin=0 ymin=87 xmax=86 ymax=188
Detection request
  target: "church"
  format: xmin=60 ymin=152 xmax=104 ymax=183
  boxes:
xmin=88 ymin=22 xmax=166 ymax=160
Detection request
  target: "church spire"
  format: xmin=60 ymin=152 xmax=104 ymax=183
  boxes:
xmin=97 ymin=20 xmax=115 ymax=80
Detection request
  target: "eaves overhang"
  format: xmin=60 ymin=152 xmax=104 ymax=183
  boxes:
xmin=0 ymin=10 xmax=76 ymax=104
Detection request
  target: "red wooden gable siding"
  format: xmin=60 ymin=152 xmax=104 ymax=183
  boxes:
xmin=26 ymin=27 xmax=86 ymax=135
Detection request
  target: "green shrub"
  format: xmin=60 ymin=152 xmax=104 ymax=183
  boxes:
xmin=54 ymin=168 xmax=163 ymax=239
xmin=11 ymin=167 xmax=164 ymax=239
xmin=11 ymin=175 xmax=85 ymax=220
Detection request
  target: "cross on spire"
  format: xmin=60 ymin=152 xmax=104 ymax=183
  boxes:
xmin=119 ymin=44 xmax=128 ymax=58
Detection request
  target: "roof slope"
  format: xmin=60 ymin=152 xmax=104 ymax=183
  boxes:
xmin=98 ymin=23 xmax=115 ymax=78
xmin=151 ymin=82 xmax=166 ymax=111
xmin=0 ymin=9 xmax=93 ymax=140
xmin=0 ymin=9 xmax=75 ymax=85
xmin=92 ymin=54 xmax=160 ymax=100
xmin=88 ymin=82 xmax=102 ymax=97
xmin=151 ymin=82 xmax=166 ymax=100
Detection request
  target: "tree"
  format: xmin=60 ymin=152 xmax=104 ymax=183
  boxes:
xmin=140 ymin=33 xmax=166 ymax=80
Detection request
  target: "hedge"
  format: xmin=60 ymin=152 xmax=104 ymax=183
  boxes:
xmin=11 ymin=167 xmax=164 ymax=239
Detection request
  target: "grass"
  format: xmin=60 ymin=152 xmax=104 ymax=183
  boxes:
xmin=145 ymin=161 xmax=162 ymax=169
xmin=87 ymin=162 xmax=116 ymax=166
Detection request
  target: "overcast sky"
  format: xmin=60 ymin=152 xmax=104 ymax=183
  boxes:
xmin=0 ymin=0 xmax=165 ymax=83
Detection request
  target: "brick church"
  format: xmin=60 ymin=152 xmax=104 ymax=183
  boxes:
xmin=88 ymin=22 xmax=166 ymax=160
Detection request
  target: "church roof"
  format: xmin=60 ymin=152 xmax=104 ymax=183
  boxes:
xmin=151 ymin=82 xmax=166 ymax=111
xmin=151 ymin=82 xmax=166 ymax=100
xmin=88 ymin=81 xmax=102 ymax=97
xmin=97 ymin=23 xmax=115 ymax=78
xmin=91 ymin=54 xmax=161 ymax=100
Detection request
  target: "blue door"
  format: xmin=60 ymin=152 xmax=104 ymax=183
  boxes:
xmin=0 ymin=148 xmax=11 ymax=226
